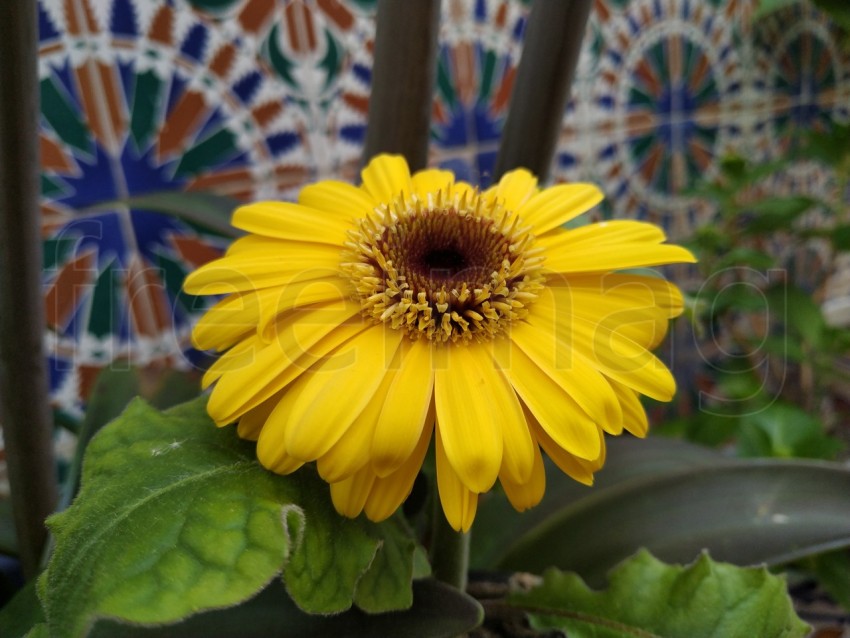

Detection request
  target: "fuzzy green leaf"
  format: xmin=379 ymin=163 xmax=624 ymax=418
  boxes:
xmin=40 ymin=398 xmax=419 ymax=638
xmin=509 ymin=550 xmax=809 ymax=638
xmin=88 ymin=579 xmax=482 ymax=638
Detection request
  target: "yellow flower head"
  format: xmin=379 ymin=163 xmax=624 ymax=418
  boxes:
xmin=184 ymin=155 xmax=695 ymax=532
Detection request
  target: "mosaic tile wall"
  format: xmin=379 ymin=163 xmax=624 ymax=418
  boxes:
xmin=35 ymin=0 xmax=850 ymax=415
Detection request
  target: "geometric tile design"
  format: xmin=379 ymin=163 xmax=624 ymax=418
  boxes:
xmin=36 ymin=0 xmax=850 ymax=413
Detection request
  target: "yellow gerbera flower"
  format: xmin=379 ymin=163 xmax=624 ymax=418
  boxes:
xmin=184 ymin=155 xmax=695 ymax=532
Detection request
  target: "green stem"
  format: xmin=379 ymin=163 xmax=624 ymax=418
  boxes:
xmin=429 ymin=496 xmax=470 ymax=591
xmin=0 ymin=0 xmax=59 ymax=578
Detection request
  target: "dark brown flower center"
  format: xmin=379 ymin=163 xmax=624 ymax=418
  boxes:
xmin=341 ymin=191 xmax=544 ymax=343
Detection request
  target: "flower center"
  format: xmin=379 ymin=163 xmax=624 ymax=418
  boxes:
xmin=341 ymin=189 xmax=545 ymax=343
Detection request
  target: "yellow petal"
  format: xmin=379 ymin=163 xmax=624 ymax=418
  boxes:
xmin=317 ymin=344 xmax=404 ymax=483
xmin=610 ymin=379 xmax=649 ymax=437
xmin=231 ymin=202 xmax=350 ymax=244
xmin=530 ymin=288 xmax=678 ymax=402
xmin=205 ymin=302 xmax=361 ymax=422
xmin=411 ymin=168 xmax=455 ymax=200
xmin=330 ymin=468 xmax=376 ymax=518
xmin=544 ymin=242 xmax=696 ymax=274
xmin=201 ymin=331 xmax=262 ymax=389
xmin=574 ymin=314 xmax=676 ymax=401
xmin=364 ymin=418 xmax=433 ymax=522
xmin=298 ymin=180 xmax=376 ymax=219
xmin=518 ymin=183 xmax=604 ymax=235
xmin=529 ymin=412 xmax=603 ymax=485
xmin=256 ymin=390 xmax=305 ymax=474
xmin=541 ymin=220 xmax=666 ymax=251
xmin=545 ymin=285 xmax=672 ymax=351
xmin=284 ymin=326 xmax=404 ymax=461
xmin=435 ymin=424 xmax=478 ymax=533
xmin=485 ymin=168 xmax=538 ymax=212
xmin=191 ymin=291 xmax=262 ymax=351
xmin=545 ymin=273 xmax=684 ymax=319
xmin=183 ymin=247 xmax=342 ymax=295
xmin=236 ymin=394 xmax=280 ymax=441
xmin=499 ymin=436 xmax=546 ymax=512
xmin=371 ymin=339 xmax=435 ymax=477
xmin=222 ymin=235 xmax=277 ymax=257
xmin=493 ymin=340 xmax=601 ymax=461
xmin=255 ymin=277 xmax=355 ymax=337
xmin=508 ymin=321 xmax=623 ymax=434
xmin=434 ymin=343 xmax=521 ymax=493
xmin=360 ymin=155 xmax=412 ymax=204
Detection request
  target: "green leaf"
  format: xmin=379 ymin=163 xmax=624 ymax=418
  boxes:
xmin=85 ymin=191 xmax=242 ymax=237
xmin=61 ymin=367 xmax=202 ymax=508
xmin=802 ymin=549 xmax=850 ymax=611
xmin=24 ymin=625 xmax=50 ymax=638
xmin=737 ymin=403 xmax=843 ymax=459
xmin=825 ymin=224 xmax=850 ymax=251
xmin=489 ymin=440 xmax=850 ymax=586
xmin=813 ymin=0 xmax=850 ymax=29
xmin=470 ymin=437 xmax=724 ymax=570
xmin=713 ymin=247 xmax=776 ymax=270
xmin=0 ymin=581 xmax=44 ymax=638
xmin=755 ymin=0 xmax=802 ymax=19
xmin=742 ymin=196 xmax=817 ymax=233
xmin=87 ymin=579 xmax=482 ymax=638
xmin=353 ymin=517 xmax=418 ymax=612
xmin=806 ymin=125 xmax=850 ymax=168
xmin=40 ymin=398 xmax=420 ymax=638
xmin=508 ymin=550 xmax=809 ymax=638
xmin=767 ymin=285 xmax=827 ymax=347
xmin=0 ymin=498 xmax=18 ymax=555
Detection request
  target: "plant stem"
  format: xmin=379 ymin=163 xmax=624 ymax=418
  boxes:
xmin=362 ymin=0 xmax=441 ymax=172
xmin=493 ymin=0 xmax=593 ymax=181
xmin=0 ymin=0 xmax=59 ymax=578
xmin=430 ymin=496 xmax=471 ymax=591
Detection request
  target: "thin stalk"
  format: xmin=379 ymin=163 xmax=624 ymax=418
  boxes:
xmin=0 ymin=1 xmax=59 ymax=578
xmin=430 ymin=494 xmax=470 ymax=591
xmin=362 ymin=0 xmax=442 ymax=172
xmin=493 ymin=0 xmax=593 ymax=181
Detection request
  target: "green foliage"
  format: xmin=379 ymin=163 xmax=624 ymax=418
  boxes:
xmin=680 ymin=146 xmax=850 ymax=459
xmin=508 ymin=550 xmax=810 ymax=638
xmin=36 ymin=398 xmax=422 ymax=638
xmin=473 ymin=437 xmax=850 ymax=586
xmin=801 ymin=549 xmax=850 ymax=611
xmin=1 ymin=577 xmax=482 ymax=638
xmin=737 ymin=403 xmax=844 ymax=459
xmin=87 ymin=191 xmax=242 ymax=237
xmin=62 ymin=366 xmax=202 ymax=508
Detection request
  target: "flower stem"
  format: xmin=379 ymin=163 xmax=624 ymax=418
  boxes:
xmin=430 ymin=498 xmax=470 ymax=591
xmin=0 ymin=0 xmax=59 ymax=579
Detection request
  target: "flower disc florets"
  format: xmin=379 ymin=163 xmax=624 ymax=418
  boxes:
xmin=341 ymin=189 xmax=545 ymax=343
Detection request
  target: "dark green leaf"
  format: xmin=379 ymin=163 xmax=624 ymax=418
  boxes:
xmin=802 ymin=549 xmax=850 ymax=611
xmin=737 ymin=403 xmax=843 ymax=459
xmin=754 ymin=0 xmax=800 ymax=16
xmin=61 ymin=367 xmax=202 ymax=508
xmin=813 ymin=0 xmax=850 ymax=29
xmin=0 ymin=499 xmax=17 ymax=555
xmin=87 ymin=579 xmax=482 ymax=638
xmin=509 ymin=550 xmax=809 ymax=638
xmin=0 ymin=581 xmax=44 ymax=638
xmin=86 ymin=192 xmax=241 ymax=237
xmin=40 ymin=398 xmax=420 ymax=638
xmin=767 ymin=285 xmax=826 ymax=347
xmin=495 ymin=454 xmax=850 ymax=586
xmin=806 ymin=125 xmax=850 ymax=168
xmin=742 ymin=196 xmax=817 ymax=233
xmin=825 ymin=225 xmax=850 ymax=251
xmin=713 ymin=247 xmax=776 ymax=270
xmin=470 ymin=437 xmax=724 ymax=570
